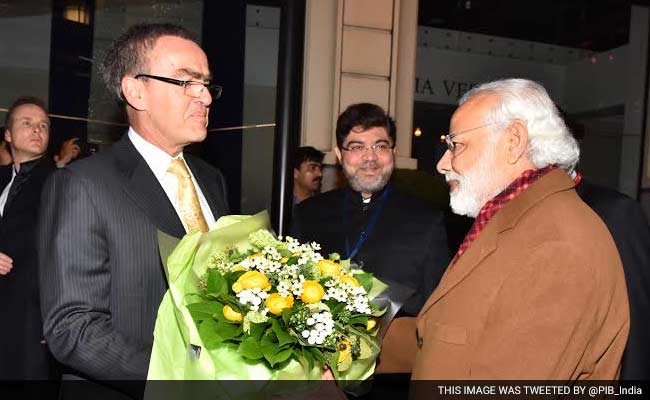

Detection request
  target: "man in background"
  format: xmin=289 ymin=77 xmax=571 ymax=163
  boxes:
xmin=561 ymin=110 xmax=650 ymax=380
xmin=0 ymin=96 xmax=56 ymax=379
xmin=293 ymin=146 xmax=324 ymax=204
xmin=39 ymin=23 xmax=229 ymax=393
xmin=291 ymin=103 xmax=449 ymax=318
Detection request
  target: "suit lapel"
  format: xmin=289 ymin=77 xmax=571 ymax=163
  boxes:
xmin=419 ymin=222 xmax=498 ymax=315
xmin=419 ymin=169 xmax=576 ymax=316
xmin=112 ymin=135 xmax=185 ymax=238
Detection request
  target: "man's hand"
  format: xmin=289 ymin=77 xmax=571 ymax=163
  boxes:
xmin=55 ymin=138 xmax=81 ymax=167
xmin=0 ymin=252 xmax=13 ymax=275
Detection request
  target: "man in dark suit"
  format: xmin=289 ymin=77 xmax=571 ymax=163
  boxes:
xmin=38 ymin=23 xmax=229 ymax=390
xmin=0 ymin=96 xmax=55 ymax=379
xmin=291 ymin=103 xmax=449 ymax=317
xmin=575 ymin=178 xmax=650 ymax=380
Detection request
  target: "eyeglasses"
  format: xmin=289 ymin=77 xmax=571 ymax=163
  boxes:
xmin=443 ymin=122 xmax=497 ymax=152
xmin=340 ymin=143 xmax=395 ymax=154
xmin=135 ymin=74 xmax=223 ymax=99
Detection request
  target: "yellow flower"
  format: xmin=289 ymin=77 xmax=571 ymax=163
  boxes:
xmin=340 ymin=275 xmax=360 ymax=287
xmin=300 ymin=281 xmax=325 ymax=303
xmin=222 ymin=305 xmax=243 ymax=322
xmin=318 ymin=260 xmax=341 ymax=277
xmin=232 ymin=265 xmax=245 ymax=272
xmin=280 ymin=257 xmax=289 ymax=264
xmin=366 ymin=318 xmax=378 ymax=331
xmin=337 ymin=339 xmax=352 ymax=363
xmin=232 ymin=271 xmax=271 ymax=293
xmin=265 ymin=293 xmax=294 ymax=315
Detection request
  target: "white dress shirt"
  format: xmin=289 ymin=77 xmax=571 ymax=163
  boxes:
xmin=128 ymin=128 xmax=217 ymax=232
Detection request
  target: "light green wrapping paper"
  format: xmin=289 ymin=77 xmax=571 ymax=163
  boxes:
xmin=147 ymin=212 xmax=328 ymax=382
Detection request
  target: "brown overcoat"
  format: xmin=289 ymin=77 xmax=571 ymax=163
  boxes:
xmin=379 ymin=169 xmax=630 ymax=380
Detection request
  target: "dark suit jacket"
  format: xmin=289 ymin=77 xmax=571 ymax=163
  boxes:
xmin=38 ymin=135 xmax=229 ymax=384
xmin=291 ymin=185 xmax=450 ymax=316
xmin=576 ymin=180 xmax=650 ymax=380
xmin=0 ymin=157 xmax=55 ymax=379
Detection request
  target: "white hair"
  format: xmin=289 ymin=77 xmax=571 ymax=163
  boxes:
xmin=459 ymin=78 xmax=579 ymax=171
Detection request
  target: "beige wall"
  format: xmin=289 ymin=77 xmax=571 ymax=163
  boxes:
xmin=301 ymin=0 xmax=419 ymax=170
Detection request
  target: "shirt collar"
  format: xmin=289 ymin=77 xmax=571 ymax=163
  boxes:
xmin=15 ymin=156 xmax=43 ymax=176
xmin=346 ymin=182 xmax=390 ymax=207
xmin=128 ymin=127 xmax=184 ymax=180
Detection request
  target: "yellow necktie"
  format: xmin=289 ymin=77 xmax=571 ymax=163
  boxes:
xmin=167 ymin=158 xmax=209 ymax=233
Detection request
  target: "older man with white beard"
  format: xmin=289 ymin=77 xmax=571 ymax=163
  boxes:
xmin=379 ymin=79 xmax=629 ymax=382
xmin=291 ymin=103 xmax=450 ymax=318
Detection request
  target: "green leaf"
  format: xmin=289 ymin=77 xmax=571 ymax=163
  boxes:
xmin=349 ymin=315 xmax=369 ymax=327
xmin=187 ymin=301 xmax=222 ymax=322
xmin=271 ymin=319 xmax=296 ymax=347
xmin=358 ymin=336 xmax=373 ymax=359
xmin=302 ymin=348 xmax=315 ymax=371
xmin=261 ymin=340 xmax=281 ymax=366
xmin=309 ymin=347 xmax=326 ymax=366
xmin=270 ymin=348 xmax=293 ymax=367
xmin=326 ymin=301 xmax=345 ymax=317
xmin=214 ymin=320 xmax=242 ymax=341
xmin=237 ymin=337 xmax=263 ymax=360
xmin=281 ymin=308 xmax=292 ymax=325
xmin=248 ymin=322 xmax=267 ymax=341
xmin=206 ymin=269 xmax=228 ymax=296
xmin=198 ymin=318 xmax=223 ymax=349
xmin=354 ymin=272 xmax=374 ymax=292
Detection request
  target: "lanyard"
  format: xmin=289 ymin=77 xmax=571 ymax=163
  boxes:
xmin=343 ymin=184 xmax=391 ymax=260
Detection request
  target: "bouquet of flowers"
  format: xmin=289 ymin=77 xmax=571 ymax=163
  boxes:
xmin=147 ymin=212 xmax=387 ymax=392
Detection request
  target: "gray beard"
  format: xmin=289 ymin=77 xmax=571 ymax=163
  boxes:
xmin=344 ymin=163 xmax=393 ymax=194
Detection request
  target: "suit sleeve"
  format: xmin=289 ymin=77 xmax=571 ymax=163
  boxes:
xmin=470 ymin=241 xmax=629 ymax=379
xmin=38 ymin=169 xmax=151 ymax=380
xmin=417 ymin=211 xmax=450 ymax=309
xmin=376 ymin=317 xmax=418 ymax=373
xmin=288 ymin=203 xmax=304 ymax=240
xmin=400 ymin=211 xmax=450 ymax=316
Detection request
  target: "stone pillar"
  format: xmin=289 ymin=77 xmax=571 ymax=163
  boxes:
xmin=301 ymin=0 xmax=418 ymax=170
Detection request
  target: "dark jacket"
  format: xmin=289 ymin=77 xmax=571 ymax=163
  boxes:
xmin=38 ymin=134 xmax=229 ymax=388
xmin=0 ymin=157 xmax=56 ymax=379
xmin=576 ymin=180 xmax=650 ymax=380
xmin=291 ymin=184 xmax=450 ymax=316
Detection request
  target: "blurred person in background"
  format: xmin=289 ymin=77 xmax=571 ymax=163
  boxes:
xmin=293 ymin=146 xmax=324 ymax=204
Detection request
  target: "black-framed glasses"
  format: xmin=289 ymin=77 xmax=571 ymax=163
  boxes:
xmin=340 ymin=143 xmax=395 ymax=154
xmin=443 ymin=122 xmax=497 ymax=152
xmin=135 ymin=74 xmax=223 ymax=99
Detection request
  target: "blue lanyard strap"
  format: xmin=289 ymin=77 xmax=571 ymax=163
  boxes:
xmin=343 ymin=184 xmax=392 ymax=260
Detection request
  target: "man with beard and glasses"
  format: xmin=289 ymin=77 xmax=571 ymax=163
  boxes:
xmin=380 ymin=79 xmax=629 ymax=383
xmin=291 ymin=103 xmax=450 ymax=319
xmin=292 ymin=146 xmax=324 ymax=205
